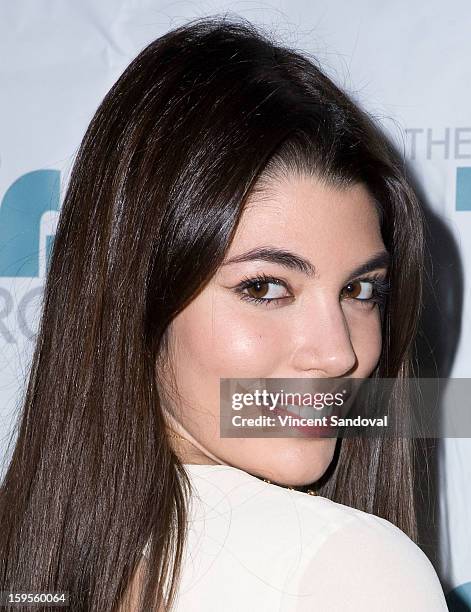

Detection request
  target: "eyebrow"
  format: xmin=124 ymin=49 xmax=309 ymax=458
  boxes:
xmin=221 ymin=246 xmax=390 ymax=279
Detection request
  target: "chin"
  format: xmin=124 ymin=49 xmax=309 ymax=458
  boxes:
xmin=249 ymin=438 xmax=336 ymax=486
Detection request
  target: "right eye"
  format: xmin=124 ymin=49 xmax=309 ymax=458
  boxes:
xmin=233 ymin=274 xmax=293 ymax=306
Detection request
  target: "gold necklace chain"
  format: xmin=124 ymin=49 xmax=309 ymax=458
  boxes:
xmin=167 ymin=431 xmax=319 ymax=496
xmin=261 ymin=477 xmax=318 ymax=496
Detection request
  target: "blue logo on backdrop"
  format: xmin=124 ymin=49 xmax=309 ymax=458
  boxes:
xmin=447 ymin=582 xmax=471 ymax=611
xmin=0 ymin=169 xmax=60 ymax=277
xmin=404 ymin=127 xmax=471 ymax=212
xmin=456 ymin=167 xmax=471 ymax=211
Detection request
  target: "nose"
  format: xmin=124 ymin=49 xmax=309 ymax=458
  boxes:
xmin=290 ymin=297 xmax=357 ymax=377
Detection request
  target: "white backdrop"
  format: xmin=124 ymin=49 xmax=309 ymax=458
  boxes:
xmin=0 ymin=1 xmax=469 ymax=608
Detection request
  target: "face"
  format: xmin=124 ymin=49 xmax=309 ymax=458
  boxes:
xmin=158 ymin=173 xmax=388 ymax=486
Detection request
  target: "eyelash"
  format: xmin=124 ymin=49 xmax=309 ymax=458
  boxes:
xmin=233 ymin=273 xmax=391 ymax=308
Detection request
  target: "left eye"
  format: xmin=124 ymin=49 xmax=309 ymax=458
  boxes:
xmin=341 ymin=280 xmax=374 ymax=300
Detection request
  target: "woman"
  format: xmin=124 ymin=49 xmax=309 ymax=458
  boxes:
xmin=0 ymin=16 xmax=448 ymax=612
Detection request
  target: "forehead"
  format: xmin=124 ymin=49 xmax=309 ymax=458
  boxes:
xmin=227 ymin=174 xmax=384 ymax=264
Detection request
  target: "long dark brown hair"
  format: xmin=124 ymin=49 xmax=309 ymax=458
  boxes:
xmin=0 ymin=15 xmax=425 ymax=611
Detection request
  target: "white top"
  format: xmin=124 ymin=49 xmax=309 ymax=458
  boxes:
xmin=142 ymin=463 xmax=449 ymax=611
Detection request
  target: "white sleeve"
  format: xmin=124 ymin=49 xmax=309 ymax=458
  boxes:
xmin=288 ymin=514 xmax=449 ymax=611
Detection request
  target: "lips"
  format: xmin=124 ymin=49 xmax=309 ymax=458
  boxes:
xmin=272 ymin=381 xmax=353 ymax=412
xmin=261 ymin=379 xmax=355 ymax=436
xmin=275 ymin=403 xmax=335 ymax=419
xmin=268 ymin=405 xmax=339 ymax=437
xmin=226 ymin=378 xmax=359 ymax=438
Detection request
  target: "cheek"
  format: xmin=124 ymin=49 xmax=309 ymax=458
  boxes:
xmin=172 ymin=293 xmax=286 ymax=378
xmin=347 ymin=306 xmax=383 ymax=373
